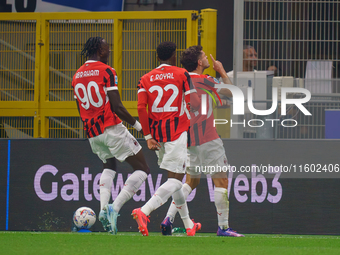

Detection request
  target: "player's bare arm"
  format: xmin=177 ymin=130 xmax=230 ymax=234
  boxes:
xmin=210 ymin=54 xmax=233 ymax=98
xmin=108 ymin=90 xmax=141 ymax=131
xmin=209 ymin=54 xmax=231 ymax=83
xmin=75 ymin=99 xmax=81 ymax=117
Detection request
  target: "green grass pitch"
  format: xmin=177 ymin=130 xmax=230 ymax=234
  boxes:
xmin=0 ymin=232 xmax=339 ymax=255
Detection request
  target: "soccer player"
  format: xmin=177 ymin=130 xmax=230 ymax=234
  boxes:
xmin=72 ymin=37 xmax=150 ymax=234
xmin=161 ymin=45 xmax=244 ymax=237
xmin=132 ymin=41 xmax=201 ymax=236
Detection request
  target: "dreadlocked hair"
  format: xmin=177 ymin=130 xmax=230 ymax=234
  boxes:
xmin=81 ymin=37 xmax=104 ymax=59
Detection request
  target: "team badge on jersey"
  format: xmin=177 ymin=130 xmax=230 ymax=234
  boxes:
xmin=131 ymin=137 xmax=138 ymax=147
xmin=213 ymin=77 xmax=220 ymax=84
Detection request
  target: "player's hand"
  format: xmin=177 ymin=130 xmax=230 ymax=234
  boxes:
xmin=218 ymin=98 xmax=230 ymax=107
xmin=210 ymin=54 xmax=225 ymax=74
xmin=186 ymin=102 xmax=194 ymax=112
xmin=147 ymin=138 xmax=161 ymax=151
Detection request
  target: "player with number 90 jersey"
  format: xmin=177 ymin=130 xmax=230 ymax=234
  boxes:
xmin=72 ymin=60 xmax=122 ymax=138
xmin=137 ymin=64 xmax=196 ymax=142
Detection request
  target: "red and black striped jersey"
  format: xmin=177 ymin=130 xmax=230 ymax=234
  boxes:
xmin=137 ymin=64 xmax=196 ymax=142
xmin=72 ymin=60 xmax=122 ymax=138
xmin=188 ymin=73 xmax=220 ymax=146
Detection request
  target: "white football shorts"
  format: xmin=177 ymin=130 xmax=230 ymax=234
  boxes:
xmin=155 ymin=131 xmax=187 ymax=174
xmin=186 ymin=138 xmax=228 ymax=176
xmin=89 ymin=123 xmax=142 ymax=163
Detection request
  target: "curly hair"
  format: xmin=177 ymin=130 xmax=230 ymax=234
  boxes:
xmin=81 ymin=37 xmax=104 ymax=59
xmin=180 ymin=45 xmax=203 ymax=72
xmin=157 ymin=41 xmax=177 ymax=61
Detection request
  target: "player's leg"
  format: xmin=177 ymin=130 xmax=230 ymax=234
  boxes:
xmin=106 ymin=151 xmax=149 ymax=235
xmin=199 ymin=138 xmax=230 ymax=231
xmin=135 ymin=171 xmax=200 ymax=235
xmin=134 ymin=134 xmax=186 ymax=218
xmin=132 ymin=171 xmax=184 ymax=236
xmin=106 ymin=124 xmax=149 ymax=213
xmin=166 ymin=174 xmax=201 ymax=222
xmin=138 ymin=172 xmax=184 ymax=218
xmin=157 ymin=133 xmax=200 ymax=235
xmin=133 ymin=131 xmax=200 ymax=236
xmin=100 ymin=158 xmax=117 ymax=210
xmin=167 ymin=172 xmax=194 ymax=231
xmin=162 ymin=146 xmax=201 ymax=234
xmin=212 ymin=173 xmax=243 ymax=237
xmin=88 ymin=134 xmax=117 ymax=231
xmin=211 ymin=172 xmax=229 ymax=230
xmin=112 ymin=150 xmax=149 ymax=213
xmin=98 ymin=158 xmax=117 ymax=231
xmin=207 ymin=138 xmax=244 ymax=237
xmin=162 ymin=173 xmax=200 ymax=235
xmin=103 ymin=124 xmax=149 ymax=234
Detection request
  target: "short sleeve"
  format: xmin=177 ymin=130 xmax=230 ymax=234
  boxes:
xmin=183 ymin=71 xmax=197 ymax=96
xmin=71 ymin=79 xmax=77 ymax=99
xmin=104 ymin=67 xmax=118 ymax=91
xmin=137 ymin=78 xmax=147 ymax=94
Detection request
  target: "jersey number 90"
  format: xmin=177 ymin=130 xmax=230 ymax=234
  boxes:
xmin=74 ymin=82 xmax=103 ymax=110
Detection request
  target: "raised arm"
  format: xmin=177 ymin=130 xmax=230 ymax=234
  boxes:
xmin=210 ymin=54 xmax=233 ymax=98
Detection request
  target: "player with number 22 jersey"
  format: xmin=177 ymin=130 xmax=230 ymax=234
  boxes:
xmin=132 ymin=42 xmax=201 ymax=237
xmin=137 ymin=64 xmax=196 ymax=142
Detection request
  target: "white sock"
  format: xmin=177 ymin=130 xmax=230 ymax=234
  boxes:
xmin=166 ymin=183 xmax=192 ymax=223
xmin=141 ymin=178 xmax=182 ymax=216
xmin=172 ymin=187 xmax=194 ymax=229
xmin=214 ymin=187 xmax=229 ymax=229
xmin=113 ymin=170 xmax=147 ymax=213
xmin=100 ymin=169 xmax=116 ymax=210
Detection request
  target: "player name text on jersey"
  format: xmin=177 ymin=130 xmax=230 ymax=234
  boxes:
xmin=75 ymin=70 xmax=100 ymax=79
xmin=150 ymin=73 xmax=174 ymax=81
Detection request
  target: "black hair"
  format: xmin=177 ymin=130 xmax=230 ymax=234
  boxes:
xmin=180 ymin=45 xmax=203 ymax=72
xmin=81 ymin=37 xmax=104 ymax=59
xmin=157 ymin=41 xmax=177 ymax=61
